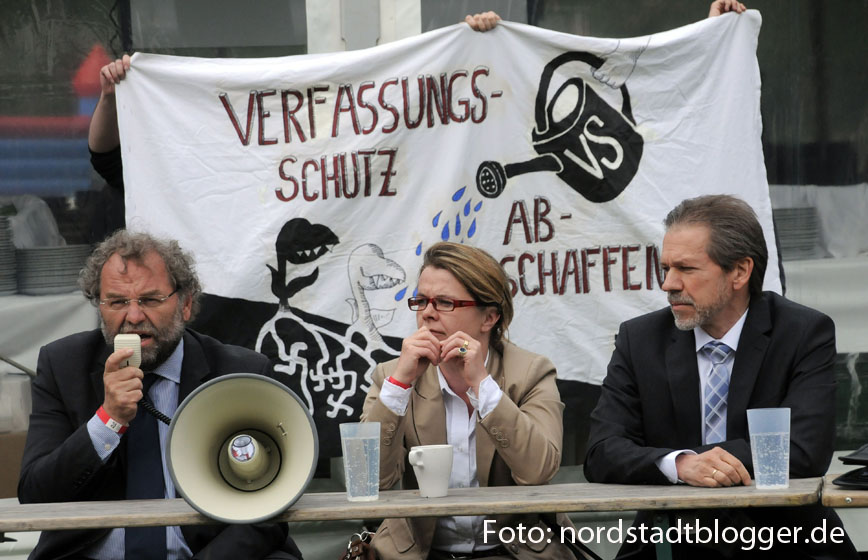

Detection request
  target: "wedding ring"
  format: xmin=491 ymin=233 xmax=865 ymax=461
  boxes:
xmin=711 ymin=468 xmax=718 ymax=477
xmin=462 ymin=340 xmax=470 ymax=349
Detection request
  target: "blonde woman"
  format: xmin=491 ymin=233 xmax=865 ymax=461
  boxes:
xmin=362 ymin=242 xmax=574 ymax=559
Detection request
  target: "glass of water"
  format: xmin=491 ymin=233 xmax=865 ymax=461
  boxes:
xmin=339 ymin=422 xmax=380 ymax=501
xmin=747 ymin=408 xmax=790 ymax=489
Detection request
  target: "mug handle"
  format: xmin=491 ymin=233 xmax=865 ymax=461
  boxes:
xmin=408 ymin=448 xmax=423 ymax=468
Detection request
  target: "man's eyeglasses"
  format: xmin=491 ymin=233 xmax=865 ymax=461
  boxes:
xmin=408 ymin=296 xmax=492 ymax=312
xmin=99 ymin=288 xmax=179 ymax=311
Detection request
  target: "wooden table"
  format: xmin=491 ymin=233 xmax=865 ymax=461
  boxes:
xmin=0 ymin=478 xmax=823 ymax=533
xmin=822 ymin=474 xmax=868 ymax=507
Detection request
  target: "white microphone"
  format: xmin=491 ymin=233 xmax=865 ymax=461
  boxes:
xmin=114 ymin=334 xmax=142 ymax=368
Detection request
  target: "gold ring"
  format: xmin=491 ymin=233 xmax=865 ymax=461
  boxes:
xmin=711 ymin=468 xmax=718 ymax=477
xmin=458 ymin=346 xmax=468 ymax=355
xmin=462 ymin=340 xmax=470 ymax=349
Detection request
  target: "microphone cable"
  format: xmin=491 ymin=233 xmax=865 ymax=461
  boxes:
xmin=140 ymin=398 xmax=172 ymax=425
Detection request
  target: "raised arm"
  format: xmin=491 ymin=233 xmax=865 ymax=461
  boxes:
xmin=708 ymin=0 xmax=747 ymax=18
xmin=88 ymin=54 xmax=130 ymax=153
xmin=464 ymin=11 xmax=501 ymax=32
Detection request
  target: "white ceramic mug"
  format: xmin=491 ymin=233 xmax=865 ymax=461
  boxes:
xmin=408 ymin=444 xmax=453 ymax=498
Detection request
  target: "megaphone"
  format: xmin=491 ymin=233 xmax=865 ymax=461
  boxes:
xmin=167 ymin=373 xmax=318 ymax=524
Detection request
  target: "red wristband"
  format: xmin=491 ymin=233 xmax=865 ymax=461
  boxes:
xmin=97 ymin=406 xmax=128 ymax=434
xmin=388 ymin=376 xmax=411 ymax=390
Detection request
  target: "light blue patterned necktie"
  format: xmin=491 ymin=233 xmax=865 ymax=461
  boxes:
xmin=702 ymin=341 xmax=733 ymax=444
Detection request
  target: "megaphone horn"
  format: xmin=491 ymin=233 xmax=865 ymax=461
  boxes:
xmin=167 ymin=373 xmax=318 ymax=524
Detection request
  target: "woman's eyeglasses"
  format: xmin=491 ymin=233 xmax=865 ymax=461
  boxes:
xmin=408 ymin=296 xmax=491 ymax=312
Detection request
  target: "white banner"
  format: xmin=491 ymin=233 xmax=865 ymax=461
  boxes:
xmin=119 ymin=13 xmax=777 ymax=443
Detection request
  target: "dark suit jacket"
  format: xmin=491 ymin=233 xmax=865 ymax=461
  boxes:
xmin=19 ymin=328 xmax=299 ymax=560
xmin=584 ymin=292 xmax=857 ymax=559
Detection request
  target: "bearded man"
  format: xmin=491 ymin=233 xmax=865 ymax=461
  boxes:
xmin=19 ymin=230 xmax=302 ymax=560
xmin=584 ymin=195 xmax=857 ymax=559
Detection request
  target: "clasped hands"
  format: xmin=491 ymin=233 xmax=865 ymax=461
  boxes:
xmin=391 ymin=326 xmax=487 ymax=393
xmin=676 ymin=446 xmax=752 ymax=488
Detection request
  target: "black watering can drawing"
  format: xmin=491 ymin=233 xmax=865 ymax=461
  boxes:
xmin=476 ymin=51 xmax=644 ymax=203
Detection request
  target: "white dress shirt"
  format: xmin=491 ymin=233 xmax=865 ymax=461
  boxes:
xmin=378 ymin=357 xmax=502 ymax=553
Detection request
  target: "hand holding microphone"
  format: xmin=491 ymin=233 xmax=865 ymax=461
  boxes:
xmin=103 ymin=334 xmax=144 ymax=425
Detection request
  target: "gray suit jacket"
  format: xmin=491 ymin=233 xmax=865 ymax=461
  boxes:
xmin=361 ymin=341 xmax=574 ymax=559
xmin=19 ymin=328 xmax=297 ymax=560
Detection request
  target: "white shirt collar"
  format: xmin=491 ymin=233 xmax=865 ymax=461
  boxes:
xmin=153 ymin=336 xmax=184 ymax=383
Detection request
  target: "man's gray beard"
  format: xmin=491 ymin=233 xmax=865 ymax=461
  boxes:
xmin=669 ymin=281 xmax=731 ymax=332
xmin=101 ymin=303 xmax=187 ymax=370
xmin=672 ymin=306 xmax=711 ymax=331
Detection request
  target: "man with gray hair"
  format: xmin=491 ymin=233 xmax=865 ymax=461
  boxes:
xmin=19 ymin=230 xmax=302 ymax=560
xmin=585 ymin=195 xmax=857 ymax=558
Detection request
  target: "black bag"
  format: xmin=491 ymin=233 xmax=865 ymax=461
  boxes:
xmin=833 ymin=442 xmax=868 ymax=490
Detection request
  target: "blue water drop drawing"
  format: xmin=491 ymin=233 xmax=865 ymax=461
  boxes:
xmin=415 ymin=242 xmax=422 ymax=256
xmin=441 ymin=223 xmax=450 ymax=241
xmin=474 ymin=201 xmax=483 ymax=212
xmin=452 ymin=186 xmax=466 ymax=201
xmin=455 ymin=214 xmax=461 ymax=235
xmin=432 ymin=211 xmax=442 ymax=227
xmin=395 ymin=286 xmax=407 ymax=301
xmin=468 ymin=218 xmax=477 ymax=238
xmin=413 ymin=286 xmax=419 ymax=297
xmin=464 ymin=200 xmax=471 ymax=216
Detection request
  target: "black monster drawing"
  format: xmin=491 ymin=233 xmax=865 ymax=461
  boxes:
xmin=476 ymin=50 xmax=645 ymax=203
xmin=256 ymin=218 xmax=402 ymax=458
xmin=267 ymin=218 xmax=339 ymax=307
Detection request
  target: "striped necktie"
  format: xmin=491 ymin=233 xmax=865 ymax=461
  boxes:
xmin=702 ymin=342 xmax=733 ymax=445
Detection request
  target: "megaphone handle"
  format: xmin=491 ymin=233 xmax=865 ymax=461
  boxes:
xmin=504 ymin=154 xmax=561 ymax=178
